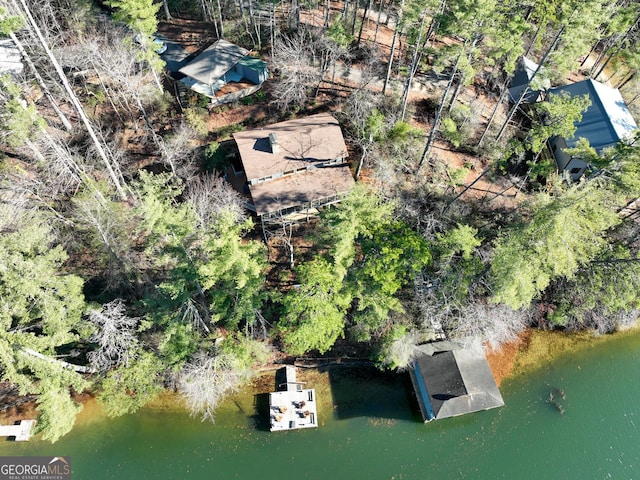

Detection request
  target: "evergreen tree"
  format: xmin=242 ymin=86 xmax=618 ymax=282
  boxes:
xmin=97 ymin=348 xmax=164 ymax=417
xmin=490 ymin=186 xmax=620 ymax=309
xmin=0 ymin=210 xmax=88 ymax=442
xmin=0 ymin=75 xmax=46 ymax=148
xmin=350 ymin=219 xmax=431 ymax=341
xmin=107 ymin=0 xmax=160 ymax=38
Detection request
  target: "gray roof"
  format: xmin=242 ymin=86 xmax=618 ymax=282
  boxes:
xmin=0 ymin=39 xmax=23 ymax=76
xmin=410 ymin=340 xmax=504 ymax=421
xmin=508 ymin=56 xmax=542 ymax=103
xmin=547 ymin=79 xmax=638 ymax=153
xmin=178 ymin=39 xmax=249 ymax=85
xmin=156 ymin=35 xmax=190 ymax=73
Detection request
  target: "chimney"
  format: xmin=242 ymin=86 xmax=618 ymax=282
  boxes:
xmin=268 ymin=132 xmax=279 ymax=154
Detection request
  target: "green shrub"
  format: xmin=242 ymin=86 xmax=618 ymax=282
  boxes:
xmin=214 ymin=123 xmax=244 ymax=140
xmin=387 ymin=121 xmax=422 ymax=143
xmin=184 ymin=107 xmax=209 ymax=137
xmin=441 ymin=116 xmax=462 ymax=147
xmin=204 ymin=141 xmax=228 ymax=171
xmin=449 ymin=166 xmax=470 ymax=186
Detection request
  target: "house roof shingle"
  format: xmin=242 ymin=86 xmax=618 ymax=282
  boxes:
xmin=233 ymin=112 xmax=349 ymax=182
xmin=178 ymin=39 xmax=249 ymax=85
xmin=249 ymin=164 xmax=355 ymax=216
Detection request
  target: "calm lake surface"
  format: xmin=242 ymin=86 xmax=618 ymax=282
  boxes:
xmin=2 ymin=331 xmax=640 ymax=479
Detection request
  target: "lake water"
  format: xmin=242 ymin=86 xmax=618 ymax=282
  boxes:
xmin=2 ymin=332 xmax=640 ymax=479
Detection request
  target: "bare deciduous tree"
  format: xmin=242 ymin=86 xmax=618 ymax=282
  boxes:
xmin=160 ymin=122 xmax=201 ymax=180
xmin=87 ymin=299 xmax=139 ymax=372
xmin=177 ymin=352 xmax=251 ymax=422
xmin=11 ymin=0 xmax=129 ymax=199
xmin=270 ymin=29 xmax=320 ymax=112
xmin=185 ymin=174 xmax=247 ymax=229
xmin=442 ymin=303 xmax=530 ymax=351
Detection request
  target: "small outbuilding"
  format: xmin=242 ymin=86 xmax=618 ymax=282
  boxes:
xmin=547 ymin=79 xmax=638 ymax=180
xmin=508 ymin=56 xmax=546 ymax=104
xmin=178 ymin=39 xmax=267 ymax=105
xmin=409 ymin=341 xmax=504 ymax=422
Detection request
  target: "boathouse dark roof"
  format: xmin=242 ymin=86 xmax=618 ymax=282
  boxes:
xmin=410 ymin=341 xmax=504 ymax=421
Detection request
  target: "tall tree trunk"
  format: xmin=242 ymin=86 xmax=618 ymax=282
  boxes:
xmin=477 ymin=78 xmax=509 ymax=147
xmin=382 ymin=0 xmax=404 ymax=95
xmin=416 ymin=52 xmax=462 ymax=172
xmin=9 ymin=32 xmax=72 ymax=132
xmin=581 ymin=38 xmax=600 ymax=68
xmin=162 ymin=0 xmax=172 ymax=20
xmin=594 ymin=14 xmax=640 ymax=79
xmin=14 ymin=0 xmax=128 ymax=200
xmin=617 ymin=71 xmax=636 ymax=89
xmin=372 ymin=0 xmax=386 ymax=46
xmin=400 ymin=9 xmax=428 ymax=120
xmin=355 ymin=144 xmax=368 ymax=180
xmin=270 ymin=1 xmax=275 ymax=51
xmin=443 ymin=164 xmax=493 ymax=212
xmin=524 ymin=23 xmax=541 ymax=57
xmin=350 ymin=0 xmax=359 ymax=35
xmin=217 ymin=0 xmax=225 ymax=38
xmin=357 ymin=0 xmax=372 ymax=46
xmin=495 ymin=25 xmax=565 ymax=143
xmin=400 ymin=0 xmax=444 ymax=120
xmin=247 ymin=0 xmax=261 ymax=49
xmin=324 ymin=0 xmax=331 ymax=27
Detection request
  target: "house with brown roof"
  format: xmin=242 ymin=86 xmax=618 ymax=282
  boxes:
xmin=231 ymin=112 xmax=355 ymax=221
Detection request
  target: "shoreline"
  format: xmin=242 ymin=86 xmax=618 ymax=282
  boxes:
xmin=3 ymin=326 xmax=640 ymax=434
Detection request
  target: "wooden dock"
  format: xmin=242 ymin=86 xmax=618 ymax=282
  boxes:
xmin=0 ymin=420 xmax=36 ymax=441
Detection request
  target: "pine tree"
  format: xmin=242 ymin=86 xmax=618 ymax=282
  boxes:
xmin=0 ymin=210 xmax=88 ymax=442
xmin=490 ymin=186 xmax=620 ymax=309
xmin=107 ymin=0 xmax=160 ymax=38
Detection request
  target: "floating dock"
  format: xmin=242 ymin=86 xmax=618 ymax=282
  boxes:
xmin=0 ymin=420 xmax=36 ymax=441
xmin=269 ymin=366 xmax=318 ymax=431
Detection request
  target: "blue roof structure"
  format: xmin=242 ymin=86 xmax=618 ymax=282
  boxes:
xmin=547 ymin=79 xmax=638 ymax=153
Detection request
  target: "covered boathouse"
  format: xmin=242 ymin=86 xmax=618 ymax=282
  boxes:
xmin=409 ymin=341 xmax=504 ymax=421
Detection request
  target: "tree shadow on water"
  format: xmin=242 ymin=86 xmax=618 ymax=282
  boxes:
xmin=328 ymin=367 xmax=420 ymax=422
xmin=251 ymin=392 xmax=272 ymax=431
